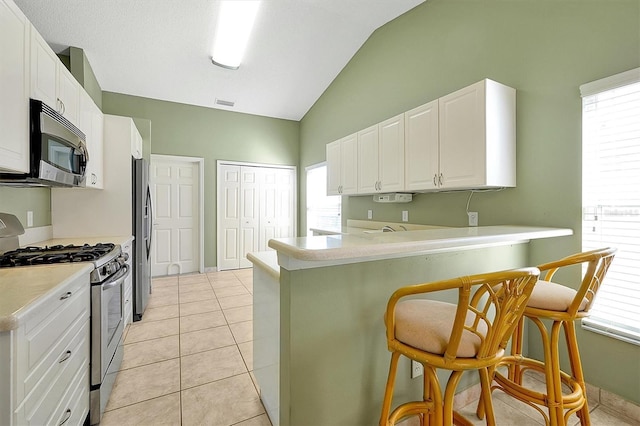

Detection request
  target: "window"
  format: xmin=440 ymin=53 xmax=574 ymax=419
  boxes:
xmin=580 ymin=68 xmax=640 ymax=345
xmin=306 ymin=164 xmax=341 ymax=236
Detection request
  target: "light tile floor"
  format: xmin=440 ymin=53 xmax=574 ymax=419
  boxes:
xmin=100 ymin=270 xmax=638 ymax=426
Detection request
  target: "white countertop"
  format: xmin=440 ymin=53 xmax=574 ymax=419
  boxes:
xmin=0 ymin=263 xmax=93 ymax=332
xmin=247 ymin=251 xmax=280 ymax=279
xmin=269 ymin=225 xmax=573 ymax=270
xmin=0 ymin=235 xmax=134 ymax=332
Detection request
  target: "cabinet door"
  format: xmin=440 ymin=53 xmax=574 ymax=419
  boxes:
xmin=379 ymin=114 xmax=404 ymax=192
xmin=79 ymin=92 xmax=104 ymax=188
xmin=438 ymin=80 xmax=486 ymax=189
xmin=340 ymin=133 xmax=358 ymax=195
xmin=30 ymin=28 xmax=57 ymax=110
xmin=405 ymin=101 xmax=439 ymax=191
xmin=57 ymin=65 xmax=80 ymax=126
xmin=0 ymin=0 xmax=29 ymax=173
xmin=326 ymin=140 xmax=341 ymax=195
xmin=90 ymin=106 xmax=104 ymax=188
xmin=357 ymin=124 xmax=379 ymax=194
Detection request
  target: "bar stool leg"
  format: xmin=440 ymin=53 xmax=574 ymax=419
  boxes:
xmin=380 ymin=351 xmax=401 ymax=426
xmin=542 ymin=318 xmax=567 ymax=426
xmin=563 ymin=321 xmax=591 ymax=425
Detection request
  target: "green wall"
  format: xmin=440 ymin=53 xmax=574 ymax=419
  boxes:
xmin=299 ymin=0 xmax=640 ymax=404
xmin=0 ymin=187 xmax=50 ymax=228
xmin=102 ymin=92 xmax=300 ymax=268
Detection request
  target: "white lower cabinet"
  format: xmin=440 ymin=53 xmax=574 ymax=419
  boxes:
xmin=123 ymin=238 xmax=134 ymax=326
xmin=0 ymin=272 xmax=91 ymax=426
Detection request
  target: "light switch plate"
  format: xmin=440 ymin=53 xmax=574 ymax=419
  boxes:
xmin=367 ymin=210 xmax=373 ymax=219
xmin=402 ymin=211 xmax=409 ymax=222
xmin=27 ymin=211 xmax=33 ymax=227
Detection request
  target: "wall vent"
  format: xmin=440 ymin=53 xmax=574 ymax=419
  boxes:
xmin=215 ymin=98 xmax=235 ymax=107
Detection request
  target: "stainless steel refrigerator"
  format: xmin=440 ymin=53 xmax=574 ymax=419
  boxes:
xmin=132 ymin=158 xmax=152 ymax=321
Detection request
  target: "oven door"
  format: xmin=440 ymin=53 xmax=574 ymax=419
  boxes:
xmin=91 ymin=265 xmax=129 ymax=386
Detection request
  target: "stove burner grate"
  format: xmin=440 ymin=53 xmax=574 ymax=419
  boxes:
xmin=0 ymin=243 xmax=116 ymax=267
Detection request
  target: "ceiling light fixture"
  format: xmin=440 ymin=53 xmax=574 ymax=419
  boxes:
xmin=211 ymin=0 xmax=261 ymax=70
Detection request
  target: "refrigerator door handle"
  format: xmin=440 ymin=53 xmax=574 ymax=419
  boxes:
xmin=146 ymin=186 xmax=153 ymax=260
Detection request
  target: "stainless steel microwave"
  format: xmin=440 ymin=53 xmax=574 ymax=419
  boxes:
xmin=0 ymin=99 xmax=88 ymax=187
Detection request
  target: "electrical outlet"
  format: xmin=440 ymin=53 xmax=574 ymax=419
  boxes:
xmin=27 ymin=211 xmax=33 ymax=227
xmin=468 ymin=211 xmax=478 ymax=227
xmin=402 ymin=210 xmax=409 ymax=222
xmin=367 ymin=210 xmax=373 ymax=220
xmin=411 ymin=360 xmax=424 ymax=378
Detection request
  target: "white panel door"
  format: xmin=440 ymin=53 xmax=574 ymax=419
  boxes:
xmin=259 ymin=168 xmax=277 ymax=252
xmin=218 ymin=163 xmax=296 ymax=270
xmin=275 ymin=168 xmax=295 ymax=239
xmin=217 ymin=164 xmax=241 ymax=270
xmin=239 ymin=167 xmax=260 ymax=268
xmin=151 ymin=158 xmax=200 ymax=276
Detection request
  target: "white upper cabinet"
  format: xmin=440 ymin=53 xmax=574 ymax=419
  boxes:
xmin=437 ymin=79 xmax=515 ymax=190
xmin=326 ymin=133 xmax=358 ymax=195
xmin=0 ymin=0 xmax=29 ymax=174
xmin=30 ymin=27 xmax=80 ymax=127
xmin=326 ymin=78 xmax=516 ymax=195
xmin=131 ymin=124 xmax=143 ymax=159
xmin=357 ymin=124 xmax=379 ymax=193
xmin=405 ymin=100 xmax=439 ymax=191
xmin=358 ymin=115 xmax=405 ymax=194
xmin=79 ymin=90 xmax=104 ymax=188
xmin=378 ymin=114 xmax=405 ymax=192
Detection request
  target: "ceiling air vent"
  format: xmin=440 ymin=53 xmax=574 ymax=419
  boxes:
xmin=215 ymin=98 xmax=235 ymax=107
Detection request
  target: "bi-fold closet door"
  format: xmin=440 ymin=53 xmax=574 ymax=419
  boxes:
xmin=217 ymin=163 xmax=296 ymax=271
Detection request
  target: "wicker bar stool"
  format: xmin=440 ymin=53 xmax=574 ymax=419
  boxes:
xmin=479 ymin=247 xmax=616 ymax=426
xmin=379 ymin=267 xmax=539 ymax=426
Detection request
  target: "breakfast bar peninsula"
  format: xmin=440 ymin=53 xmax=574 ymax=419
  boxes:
xmin=248 ymin=225 xmax=572 ymax=426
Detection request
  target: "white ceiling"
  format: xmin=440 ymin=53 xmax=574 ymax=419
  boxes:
xmin=14 ymin=0 xmax=424 ymax=121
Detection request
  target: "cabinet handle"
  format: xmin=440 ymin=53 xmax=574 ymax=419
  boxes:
xmin=59 ymin=291 xmax=72 ymax=300
xmin=438 ymin=173 xmax=443 ymax=186
xmin=58 ymin=350 xmax=72 ymax=363
xmin=433 ymin=174 xmax=437 ymax=186
xmin=57 ymin=98 xmax=66 ymax=115
xmin=59 ymin=409 xmax=72 ymax=425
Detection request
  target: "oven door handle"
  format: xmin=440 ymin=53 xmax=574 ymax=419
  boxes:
xmin=101 ymin=264 xmax=130 ymax=291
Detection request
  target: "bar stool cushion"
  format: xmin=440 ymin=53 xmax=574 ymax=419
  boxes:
xmin=395 ymin=299 xmax=487 ymax=358
xmin=526 ymin=280 xmax=588 ymax=312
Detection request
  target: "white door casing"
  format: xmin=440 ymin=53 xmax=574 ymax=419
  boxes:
xmin=217 ymin=161 xmax=296 ymax=271
xmin=150 ymin=155 xmax=204 ymax=277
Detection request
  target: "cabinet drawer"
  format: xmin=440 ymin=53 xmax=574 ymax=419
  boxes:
xmin=20 ymin=321 xmax=89 ymax=424
xmin=50 ymin=366 xmax=89 ymax=426
xmin=23 ymin=316 xmax=88 ymax=402
xmin=24 ymin=281 xmax=89 ymax=372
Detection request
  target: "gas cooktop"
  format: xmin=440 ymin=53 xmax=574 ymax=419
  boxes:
xmin=0 ymin=243 xmax=116 ymax=267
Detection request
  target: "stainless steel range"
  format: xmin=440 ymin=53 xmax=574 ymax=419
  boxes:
xmin=0 ymin=216 xmax=129 ymax=425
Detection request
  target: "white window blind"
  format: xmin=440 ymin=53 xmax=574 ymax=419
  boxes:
xmin=306 ymin=164 xmax=341 ymax=236
xmin=580 ymin=68 xmax=640 ymax=345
